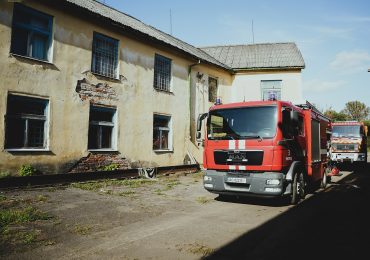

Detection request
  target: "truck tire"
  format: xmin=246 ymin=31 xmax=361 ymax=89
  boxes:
xmin=291 ymin=171 xmax=306 ymax=205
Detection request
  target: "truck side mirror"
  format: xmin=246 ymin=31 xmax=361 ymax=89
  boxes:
xmin=196 ymin=113 xmax=208 ymax=143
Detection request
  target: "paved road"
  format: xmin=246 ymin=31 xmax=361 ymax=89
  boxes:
xmin=4 ymin=161 xmax=370 ymax=260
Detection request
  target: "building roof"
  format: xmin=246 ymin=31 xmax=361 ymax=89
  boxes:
xmin=200 ymin=43 xmax=305 ymax=70
xmin=64 ymin=0 xmax=232 ymax=71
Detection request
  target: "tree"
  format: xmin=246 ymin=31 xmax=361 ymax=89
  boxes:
xmin=342 ymin=101 xmax=370 ymax=121
xmin=323 ymin=108 xmax=349 ymax=122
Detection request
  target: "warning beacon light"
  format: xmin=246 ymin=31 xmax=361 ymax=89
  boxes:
xmin=215 ymin=96 xmax=222 ymax=105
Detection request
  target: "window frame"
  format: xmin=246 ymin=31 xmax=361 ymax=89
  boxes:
xmin=4 ymin=94 xmax=50 ymax=151
xmin=91 ymin=32 xmax=119 ymax=79
xmin=208 ymin=76 xmax=218 ymax=103
xmin=88 ymin=105 xmax=117 ymax=151
xmin=261 ymin=80 xmax=282 ymax=101
xmin=153 ymin=54 xmax=172 ymax=92
xmin=10 ymin=3 xmax=54 ymax=62
xmin=153 ymin=114 xmax=173 ymax=152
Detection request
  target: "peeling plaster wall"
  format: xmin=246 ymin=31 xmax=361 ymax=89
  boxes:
xmin=0 ymin=1 xmax=230 ymax=174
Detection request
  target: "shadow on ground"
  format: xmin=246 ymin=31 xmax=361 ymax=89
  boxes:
xmin=205 ymin=163 xmax=370 ymax=260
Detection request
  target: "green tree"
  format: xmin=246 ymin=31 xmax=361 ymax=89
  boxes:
xmin=323 ymin=108 xmax=349 ymax=122
xmin=342 ymin=101 xmax=370 ymax=121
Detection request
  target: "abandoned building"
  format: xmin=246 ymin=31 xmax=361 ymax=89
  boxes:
xmin=0 ymin=0 xmax=305 ymax=175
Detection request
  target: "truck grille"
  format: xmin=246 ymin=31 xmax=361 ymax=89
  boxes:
xmin=214 ymin=150 xmax=263 ymax=165
xmin=336 ymin=144 xmax=355 ymax=151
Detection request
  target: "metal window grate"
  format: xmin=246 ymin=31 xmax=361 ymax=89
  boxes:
xmin=261 ymin=80 xmax=282 ymax=101
xmin=92 ymin=33 xmax=118 ymax=79
xmin=154 ymin=54 xmax=171 ymax=92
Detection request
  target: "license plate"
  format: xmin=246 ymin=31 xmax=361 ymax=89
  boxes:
xmin=226 ymin=177 xmax=247 ymax=184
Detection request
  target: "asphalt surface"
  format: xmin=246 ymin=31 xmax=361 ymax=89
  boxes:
xmin=3 ymin=160 xmax=369 ymax=260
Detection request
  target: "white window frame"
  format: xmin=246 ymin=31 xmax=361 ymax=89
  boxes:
xmin=88 ymin=105 xmax=118 ymax=151
xmin=4 ymin=93 xmax=50 ymax=152
xmin=153 ymin=114 xmax=173 ymax=152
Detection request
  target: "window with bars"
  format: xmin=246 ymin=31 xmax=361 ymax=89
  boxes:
xmin=88 ymin=106 xmax=116 ymax=150
xmin=91 ymin=32 xmax=119 ymax=79
xmin=153 ymin=54 xmax=172 ymax=92
xmin=208 ymin=76 xmax=218 ymax=103
xmin=153 ymin=114 xmax=172 ymax=150
xmin=5 ymin=95 xmax=48 ymax=149
xmin=261 ymin=80 xmax=282 ymax=101
xmin=10 ymin=3 xmax=53 ymax=61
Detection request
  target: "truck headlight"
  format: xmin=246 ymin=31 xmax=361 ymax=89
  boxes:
xmin=204 ymin=176 xmax=212 ymax=182
xmin=266 ymin=179 xmax=280 ymax=185
xmin=265 ymin=187 xmax=282 ymax=192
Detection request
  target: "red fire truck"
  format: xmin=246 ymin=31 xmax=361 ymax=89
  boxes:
xmin=197 ymin=100 xmax=332 ymax=204
xmin=330 ymin=121 xmax=368 ymax=165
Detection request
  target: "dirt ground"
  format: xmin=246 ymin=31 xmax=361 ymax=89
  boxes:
xmin=1 ymin=166 xmax=367 ymax=260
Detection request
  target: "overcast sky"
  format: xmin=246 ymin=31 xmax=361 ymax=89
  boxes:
xmin=104 ymin=0 xmax=370 ymax=111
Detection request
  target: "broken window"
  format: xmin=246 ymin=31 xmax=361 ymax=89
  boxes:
xmin=10 ymin=3 xmax=53 ymax=61
xmin=88 ymin=106 xmax=116 ymax=150
xmin=5 ymin=95 xmax=48 ymax=149
xmin=91 ymin=32 xmax=119 ymax=79
xmin=261 ymin=80 xmax=282 ymax=101
xmin=153 ymin=114 xmax=171 ymax=150
xmin=208 ymin=77 xmax=218 ymax=103
xmin=153 ymin=54 xmax=172 ymax=92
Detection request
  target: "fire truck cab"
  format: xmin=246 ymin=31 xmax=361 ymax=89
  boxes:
xmin=197 ymin=100 xmax=331 ymax=204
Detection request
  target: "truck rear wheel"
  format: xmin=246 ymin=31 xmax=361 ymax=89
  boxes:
xmin=291 ymin=171 xmax=305 ymax=205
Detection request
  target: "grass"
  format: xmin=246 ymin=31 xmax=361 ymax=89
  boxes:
xmin=118 ymin=190 xmax=136 ymax=197
xmin=72 ymin=224 xmax=92 ymax=235
xmin=36 ymin=195 xmax=48 ymax=202
xmin=70 ymin=178 xmax=156 ymax=193
xmin=0 ymin=171 xmax=11 ymax=179
xmin=196 ymin=196 xmax=212 ymax=204
xmin=177 ymin=242 xmax=214 ymax=257
xmin=0 ymin=206 xmax=51 ymax=227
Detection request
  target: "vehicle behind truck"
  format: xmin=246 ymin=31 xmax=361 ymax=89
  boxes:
xmin=197 ymin=100 xmax=332 ymax=204
xmin=330 ymin=121 xmax=368 ymax=165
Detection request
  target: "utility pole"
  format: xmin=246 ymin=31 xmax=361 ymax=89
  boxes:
xmin=170 ymin=9 xmax=173 ymax=35
xmin=252 ymin=19 xmax=255 ymax=44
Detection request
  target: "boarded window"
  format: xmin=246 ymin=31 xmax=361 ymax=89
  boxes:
xmin=10 ymin=4 xmax=53 ymax=61
xmin=153 ymin=54 xmax=171 ymax=92
xmin=261 ymin=80 xmax=282 ymax=101
xmin=5 ymin=95 xmax=48 ymax=149
xmin=153 ymin=114 xmax=171 ymax=150
xmin=91 ymin=32 xmax=119 ymax=79
xmin=208 ymin=77 xmax=218 ymax=103
xmin=88 ymin=106 xmax=116 ymax=149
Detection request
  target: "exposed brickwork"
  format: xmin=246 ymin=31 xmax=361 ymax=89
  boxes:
xmin=69 ymin=153 xmax=130 ymax=173
xmin=76 ymin=78 xmax=118 ymax=103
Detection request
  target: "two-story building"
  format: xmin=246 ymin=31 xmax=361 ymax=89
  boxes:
xmin=0 ymin=0 xmax=305 ymax=175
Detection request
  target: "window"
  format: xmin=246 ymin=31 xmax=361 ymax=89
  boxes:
xmin=5 ymin=95 xmax=49 ymax=149
xmin=88 ymin=106 xmax=116 ymax=150
xmin=153 ymin=54 xmax=171 ymax=92
xmin=261 ymin=80 xmax=282 ymax=101
xmin=208 ymin=77 xmax=218 ymax=103
xmin=10 ymin=4 xmax=53 ymax=61
xmin=153 ymin=114 xmax=172 ymax=150
xmin=91 ymin=32 xmax=119 ymax=79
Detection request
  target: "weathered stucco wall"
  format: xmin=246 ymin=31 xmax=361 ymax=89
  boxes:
xmin=224 ymin=70 xmax=304 ymax=104
xmin=0 ymin=1 xmax=230 ymax=174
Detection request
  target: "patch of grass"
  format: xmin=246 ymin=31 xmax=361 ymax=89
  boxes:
xmin=0 ymin=206 xmax=51 ymax=227
xmin=72 ymin=224 xmax=92 ymax=235
xmin=0 ymin=171 xmax=11 ymax=179
xmin=70 ymin=181 xmax=105 ymax=191
xmin=0 ymin=194 xmax=6 ymax=201
xmin=36 ymin=195 xmax=48 ymax=202
xmin=118 ymin=190 xmax=135 ymax=197
xmin=196 ymin=196 xmax=212 ymax=204
xmin=177 ymin=242 xmax=214 ymax=257
xmin=18 ymin=165 xmax=37 ymax=177
xmin=98 ymin=163 xmax=120 ymax=171
xmin=154 ymin=189 xmax=165 ymax=196
xmin=44 ymin=240 xmax=56 ymax=246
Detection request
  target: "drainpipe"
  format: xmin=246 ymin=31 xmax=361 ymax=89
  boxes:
xmin=188 ymin=60 xmax=201 ymax=143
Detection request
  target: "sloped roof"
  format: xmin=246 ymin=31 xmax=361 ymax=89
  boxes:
xmin=200 ymin=43 xmax=305 ymax=70
xmin=64 ymin=0 xmax=232 ymax=70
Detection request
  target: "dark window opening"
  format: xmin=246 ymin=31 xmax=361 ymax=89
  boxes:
xmin=91 ymin=32 xmax=119 ymax=79
xmin=153 ymin=114 xmax=171 ymax=150
xmin=88 ymin=106 xmax=116 ymax=150
xmin=153 ymin=54 xmax=171 ymax=92
xmin=5 ymin=95 xmax=48 ymax=149
xmin=10 ymin=3 xmax=53 ymax=61
xmin=208 ymin=77 xmax=218 ymax=103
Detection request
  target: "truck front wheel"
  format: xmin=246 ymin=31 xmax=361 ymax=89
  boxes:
xmin=291 ymin=171 xmax=306 ymax=205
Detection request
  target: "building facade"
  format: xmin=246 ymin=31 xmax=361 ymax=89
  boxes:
xmin=0 ymin=0 xmax=304 ymax=175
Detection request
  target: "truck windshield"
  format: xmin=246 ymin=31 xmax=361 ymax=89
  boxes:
xmin=207 ymin=106 xmax=277 ymax=140
xmin=332 ymin=125 xmax=361 ymax=138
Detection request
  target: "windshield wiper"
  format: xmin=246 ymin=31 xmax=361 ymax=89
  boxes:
xmin=240 ymin=135 xmax=263 ymax=141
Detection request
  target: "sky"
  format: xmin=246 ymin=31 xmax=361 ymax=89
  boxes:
xmin=103 ymin=0 xmax=370 ymax=111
